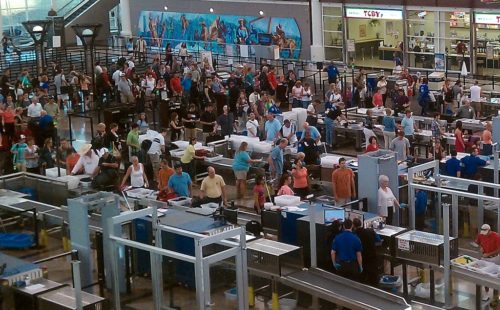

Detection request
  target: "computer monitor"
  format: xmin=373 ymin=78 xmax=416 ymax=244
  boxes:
xmin=347 ymin=210 xmax=364 ymax=225
xmin=324 ymin=208 xmax=345 ymax=224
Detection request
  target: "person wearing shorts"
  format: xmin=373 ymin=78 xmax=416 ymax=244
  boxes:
xmin=232 ymin=141 xmax=261 ymax=198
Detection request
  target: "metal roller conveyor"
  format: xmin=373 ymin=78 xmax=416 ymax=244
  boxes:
xmin=281 ymin=267 xmax=411 ymax=310
xmin=0 ymin=253 xmax=43 ymax=286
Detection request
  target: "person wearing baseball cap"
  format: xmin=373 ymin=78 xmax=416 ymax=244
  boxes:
xmin=475 ymin=223 xmax=500 ymax=303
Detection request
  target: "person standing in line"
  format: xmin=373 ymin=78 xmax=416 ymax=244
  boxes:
xmin=291 ymin=158 xmax=309 ymax=199
xmin=136 ymin=36 xmax=147 ymax=64
xmin=382 ymin=108 xmax=396 ymax=149
xmin=268 ymin=138 xmax=288 ymax=190
xmin=147 ymin=128 xmax=167 ymax=183
xmin=469 ymin=80 xmax=482 ymax=119
xmin=120 ymin=155 xmax=149 ymax=188
xmin=245 ymin=112 xmax=259 ymax=138
xmin=390 ymin=131 xmax=411 ymax=162
xmin=158 ymin=159 xmax=174 ymax=191
xmin=10 ymin=134 xmax=27 ymax=172
xmin=331 ymin=219 xmax=363 ymax=281
xmin=376 ymin=76 xmax=388 ymax=106
xmin=199 ymin=166 xmax=227 ymax=205
xmin=232 ymin=142 xmax=261 ymax=198
xmin=454 ymin=120 xmax=465 ymax=153
xmin=331 ymin=157 xmax=356 ymax=206
xmin=264 ymin=113 xmax=281 ymax=142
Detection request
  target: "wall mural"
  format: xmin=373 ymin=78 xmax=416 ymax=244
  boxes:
xmin=138 ymin=11 xmax=302 ymax=59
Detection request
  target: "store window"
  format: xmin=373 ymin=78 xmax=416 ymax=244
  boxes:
xmin=345 ymin=7 xmax=404 ymax=69
xmin=406 ymin=9 xmax=470 ymax=72
xmin=323 ymin=6 xmax=343 ymax=62
xmin=475 ymin=12 xmax=500 ymax=76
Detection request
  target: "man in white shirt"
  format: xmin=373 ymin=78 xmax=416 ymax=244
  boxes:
xmin=146 ymin=128 xmax=167 ymax=182
xmin=281 ymin=119 xmax=297 ymax=145
xmin=27 ymin=98 xmax=43 ymax=119
xmin=469 ymin=81 xmax=482 ymax=118
xmin=71 ymin=144 xmax=100 ymax=176
xmin=249 ymin=89 xmax=261 ymax=105
xmin=246 ymin=112 xmax=259 ymax=138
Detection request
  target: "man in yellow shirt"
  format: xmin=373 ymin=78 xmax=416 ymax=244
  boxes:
xmin=200 ymin=166 xmax=227 ymax=205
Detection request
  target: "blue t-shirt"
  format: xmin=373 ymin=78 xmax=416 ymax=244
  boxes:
xmin=383 ymin=116 xmax=396 ymax=132
xmin=401 ymin=117 xmax=415 ymax=136
xmin=332 ymin=231 xmax=362 ymax=262
xmin=327 ymin=65 xmax=339 ymax=79
xmin=445 ymin=157 xmax=461 ymax=177
xmin=300 ymin=126 xmax=321 ymax=140
xmin=461 ymin=155 xmax=487 ymax=178
xmin=415 ymin=191 xmax=428 ymax=216
xmin=265 ymin=119 xmax=281 ymax=141
xmin=181 ymin=78 xmax=192 ymax=91
xmin=167 ymin=172 xmax=192 ymax=197
xmin=232 ymin=151 xmax=251 ymax=171
xmin=11 ymin=143 xmax=28 ymax=164
xmin=270 ymin=146 xmax=283 ymax=174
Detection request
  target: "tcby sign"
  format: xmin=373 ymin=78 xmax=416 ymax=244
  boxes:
xmin=475 ymin=13 xmax=500 ymax=25
xmin=346 ymin=8 xmax=403 ymax=20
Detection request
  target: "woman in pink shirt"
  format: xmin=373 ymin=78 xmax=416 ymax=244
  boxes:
xmin=292 ymin=158 xmax=309 ymax=199
xmin=291 ymin=80 xmax=303 ymax=108
xmin=277 ymin=174 xmax=294 ymax=196
xmin=372 ymin=88 xmax=384 ymax=108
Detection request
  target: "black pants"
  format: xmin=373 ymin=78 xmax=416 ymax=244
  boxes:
xmin=386 ymin=207 xmax=394 ymax=226
xmin=294 ymin=187 xmax=309 ymax=200
xmin=338 ymin=261 xmax=360 ymax=281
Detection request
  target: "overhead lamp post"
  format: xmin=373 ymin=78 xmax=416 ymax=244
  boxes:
xmin=71 ymin=24 xmax=102 ymax=119
xmin=22 ymin=20 xmax=50 ymax=74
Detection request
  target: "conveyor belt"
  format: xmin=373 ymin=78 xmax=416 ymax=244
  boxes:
xmin=10 ymin=201 xmax=57 ymax=213
xmin=280 ymin=268 xmax=410 ymax=310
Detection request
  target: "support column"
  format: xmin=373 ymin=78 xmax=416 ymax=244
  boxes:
xmin=120 ymin=0 xmax=132 ymax=37
xmin=310 ymin=0 xmax=325 ymax=61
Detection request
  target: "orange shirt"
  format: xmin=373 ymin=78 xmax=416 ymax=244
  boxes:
xmin=66 ymin=153 xmax=80 ymax=174
xmin=332 ymin=168 xmax=354 ymax=199
xmin=292 ymin=167 xmax=308 ymax=189
xmin=158 ymin=167 xmax=175 ymax=190
xmin=2 ymin=110 xmax=15 ymax=123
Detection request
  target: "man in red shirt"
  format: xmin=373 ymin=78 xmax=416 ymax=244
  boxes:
xmin=169 ymin=72 xmax=182 ymax=97
xmin=476 ymin=223 xmax=500 ymax=303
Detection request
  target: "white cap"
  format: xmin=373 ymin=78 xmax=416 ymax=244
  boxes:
xmin=480 ymin=224 xmax=491 ymax=235
xmin=19 ymin=134 xmax=26 ymax=139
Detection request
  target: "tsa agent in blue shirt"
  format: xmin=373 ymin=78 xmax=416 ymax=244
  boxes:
xmin=331 ymin=219 xmax=363 ymax=281
xmin=461 ymin=148 xmax=487 ymax=179
xmin=264 ymin=114 xmax=282 ymax=142
xmin=445 ymin=150 xmax=461 ymax=177
xmin=326 ymin=63 xmax=339 ymax=84
xmin=167 ymin=163 xmax=192 ymax=197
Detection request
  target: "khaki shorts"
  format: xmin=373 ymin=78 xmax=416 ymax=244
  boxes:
xmin=472 ymin=101 xmax=481 ymax=112
xmin=234 ymin=170 xmax=248 ymax=180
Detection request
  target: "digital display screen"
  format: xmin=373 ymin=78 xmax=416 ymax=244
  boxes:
xmin=324 ymin=208 xmax=345 ymax=224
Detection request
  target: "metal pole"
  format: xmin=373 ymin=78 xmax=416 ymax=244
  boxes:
xmin=442 ymin=203 xmax=451 ymax=308
xmin=452 ymin=195 xmax=458 ymax=237
xmin=309 ymin=199 xmax=317 ymax=268
xmin=71 ymin=260 xmax=83 ymax=310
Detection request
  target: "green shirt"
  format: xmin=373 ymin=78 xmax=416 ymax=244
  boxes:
xmin=127 ymin=130 xmax=140 ymax=150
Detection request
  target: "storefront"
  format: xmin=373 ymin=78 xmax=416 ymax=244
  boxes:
xmin=344 ymin=6 xmax=404 ymax=68
xmin=474 ymin=12 xmax=500 ymax=76
xmin=405 ymin=8 xmax=471 ymax=72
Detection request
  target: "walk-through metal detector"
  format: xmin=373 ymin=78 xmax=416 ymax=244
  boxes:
xmin=68 ymin=192 xmax=125 ymax=291
xmin=107 ymin=207 xmax=249 ymax=310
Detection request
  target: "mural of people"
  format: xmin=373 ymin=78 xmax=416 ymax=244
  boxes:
xmin=138 ymin=11 xmax=302 ymax=59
